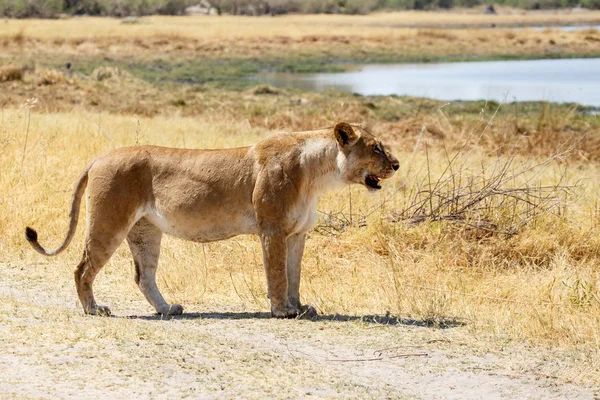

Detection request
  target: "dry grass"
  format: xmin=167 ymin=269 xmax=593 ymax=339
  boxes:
xmin=1 ymin=98 xmax=599 ymax=380
xmin=0 ymin=13 xmax=599 ymax=62
xmin=2 ymin=11 xmax=600 ymax=40
xmin=0 ymin=65 xmax=22 ymax=82
xmin=90 ymin=66 xmax=132 ymax=81
xmin=3 ymin=73 xmax=598 ymax=161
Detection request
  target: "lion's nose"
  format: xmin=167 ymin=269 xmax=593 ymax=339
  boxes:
xmin=392 ymin=162 xmax=399 ymax=171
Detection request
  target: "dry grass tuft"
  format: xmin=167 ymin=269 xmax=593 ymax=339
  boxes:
xmin=251 ymin=84 xmax=281 ymax=95
xmin=12 ymin=29 xmax=25 ymax=44
xmin=416 ymin=29 xmax=457 ymax=40
xmin=90 ymin=66 xmax=132 ymax=81
xmin=35 ymin=69 xmax=66 ymax=86
xmin=0 ymin=65 xmax=23 ymax=82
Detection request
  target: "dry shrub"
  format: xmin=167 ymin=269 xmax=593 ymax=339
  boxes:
xmin=91 ymin=66 xmax=131 ymax=81
xmin=321 ymin=105 xmax=577 ymax=241
xmin=425 ymin=123 xmax=446 ymax=139
xmin=392 ymin=107 xmax=578 ymax=236
xmin=0 ymin=65 xmax=23 ymax=82
xmin=394 ymin=150 xmax=573 ymax=237
xmin=36 ymin=69 xmax=66 ymax=86
xmin=12 ymin=29 xmax=25 ymax=45
xmin=251 ymin=85 xmax=280 ymax=95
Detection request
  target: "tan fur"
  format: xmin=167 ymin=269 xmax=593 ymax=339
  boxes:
xmin=26 ymin=122 xmax=399 ymax=318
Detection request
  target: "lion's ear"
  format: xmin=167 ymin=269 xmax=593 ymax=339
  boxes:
xmin=334 ymin=122 xmax=359 ymax=148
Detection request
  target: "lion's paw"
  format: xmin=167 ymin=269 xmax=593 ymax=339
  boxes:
xmin=271 ymin=304 xmax=317 ymax=319
xmin=87 ymin=305 xmax=112 ymax=317
xmin=298 ymin=304 xmax=318 ymax=319
xmin=271 ymin=305 xmax=301 ymax=319
xmin=159 ymin=303 xmax=184 ymax=316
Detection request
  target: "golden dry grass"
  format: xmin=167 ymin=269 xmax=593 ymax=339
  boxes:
xmin=1 ymin=13 xmax=600 ymax=62
xmin=0 ymin=65 xmax=22 ymax=82
xmin=1 ymin=97 xmax=599 ymax=386
xmin=2 ymin=72 xmax=599 ymax=161
xmin=2 ymin=11 xmax=600 ymax=40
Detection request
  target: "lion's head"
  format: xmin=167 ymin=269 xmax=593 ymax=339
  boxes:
xmin=334 ymin=122 xmax=399 ymax=192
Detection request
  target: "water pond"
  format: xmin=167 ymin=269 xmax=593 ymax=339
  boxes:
xmin=257 ymin=58 xmax=600 ymax=107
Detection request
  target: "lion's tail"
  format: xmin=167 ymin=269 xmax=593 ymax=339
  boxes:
xmin=25 ymin=164 xmax=92 ymax=256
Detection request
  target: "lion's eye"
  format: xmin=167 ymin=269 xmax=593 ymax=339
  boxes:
xmin=373 ymin=144 xmax=382 ymax=154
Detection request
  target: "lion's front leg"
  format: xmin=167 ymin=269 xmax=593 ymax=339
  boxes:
xmin=287 ymin=233 xmax=317 ymax=318
xmin=259 ymin=231 xmax=299 ymax=318
xmin=286 ymin=233 xmax=305 ymax=309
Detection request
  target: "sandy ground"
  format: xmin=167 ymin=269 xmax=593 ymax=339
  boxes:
xmin=0 ymin=262 xmax=598 ymax=400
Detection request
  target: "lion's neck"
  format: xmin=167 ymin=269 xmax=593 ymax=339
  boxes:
xmin=300 ymin=137 xmax=346 ymax=196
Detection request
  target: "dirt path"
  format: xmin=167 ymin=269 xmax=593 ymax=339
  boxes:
xmin=0 ymin=262 xmax=597 ymax=399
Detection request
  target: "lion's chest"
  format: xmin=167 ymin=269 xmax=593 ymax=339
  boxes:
xmin=289 ymin=196 xmax=319 ymax=235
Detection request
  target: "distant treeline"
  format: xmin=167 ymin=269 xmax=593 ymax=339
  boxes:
xmin=1 ymin=0 xmax=598 ymax=18
xmin=0 ymin=0 xmax=189 ymax=18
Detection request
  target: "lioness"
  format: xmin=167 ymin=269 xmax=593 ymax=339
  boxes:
xmin=26 ymin=122 xmax=399 ymax=318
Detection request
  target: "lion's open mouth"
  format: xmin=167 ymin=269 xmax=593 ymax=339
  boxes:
xmin=365 ymin=175 xmax=382 ymax=190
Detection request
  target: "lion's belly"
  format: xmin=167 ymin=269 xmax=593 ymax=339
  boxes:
xmin=144 ymin=206 xmax=259 ymax=242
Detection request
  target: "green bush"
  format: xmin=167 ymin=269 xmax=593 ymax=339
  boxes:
xmin=582 ymin=0 xmax=600 ymax=7
xmin=0 ymin=0 xmax=64 ymax=18
xmin=0 ymin=0 xmax=192 ymax=17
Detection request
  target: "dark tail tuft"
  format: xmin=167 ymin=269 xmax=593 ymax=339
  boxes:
xmin=25 ymin=227 xmax=38 ymax=242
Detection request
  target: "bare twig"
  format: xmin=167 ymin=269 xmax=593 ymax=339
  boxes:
xmin=326 ymin=353 xmax=428 ymax=362
xmin=316 ymin=101 xmax=578 ymax=237
xmin=20 ymin=98 xmax=37 ymax=168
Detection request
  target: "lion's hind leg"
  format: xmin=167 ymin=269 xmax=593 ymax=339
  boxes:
xmin=74 ymin=232 xmax=129 ymax=316
xmin=74 ymin=204 xmax=144 ymax=316
xmin=75 ymin=255 xmax=112 ymax=316
xmin=127 ymin=218 xmax=183 ymax=316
